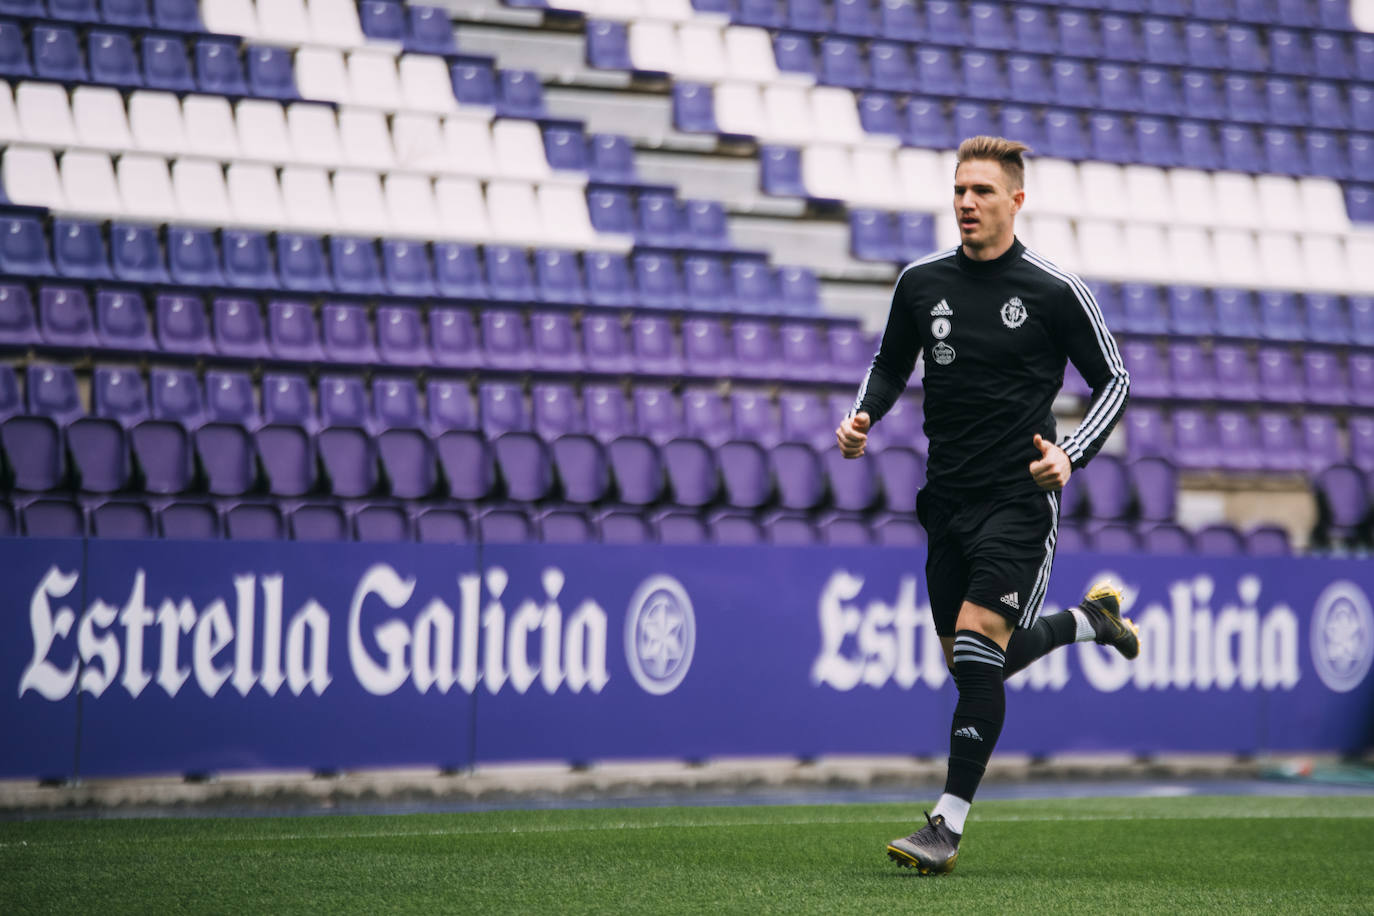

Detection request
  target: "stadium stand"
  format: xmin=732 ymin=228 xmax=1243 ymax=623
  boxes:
xmin=0 ymin=0 xmax=1370 ymax=553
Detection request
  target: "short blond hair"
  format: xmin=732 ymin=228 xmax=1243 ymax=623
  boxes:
xmin=956 ymin=135 xmax=1030 ymax=191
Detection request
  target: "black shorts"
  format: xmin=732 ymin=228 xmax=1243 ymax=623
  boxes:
xmin=916 ymin=486 xmax=1061 ymax=637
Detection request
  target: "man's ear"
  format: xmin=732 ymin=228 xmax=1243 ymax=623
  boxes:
xmin=1010 ymin=188 xmax=1025 ymax=215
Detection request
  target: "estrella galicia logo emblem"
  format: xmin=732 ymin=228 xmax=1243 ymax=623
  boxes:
xmin=931 ymin=341 xmax=955 ymax=365
xmin=625 ymin=575 xmax=696 ymax=695
xmin=1001 ymin=296 xmax=1027 ymax=329
xmin=1310 ymin=581 xmax=1374 ymax=693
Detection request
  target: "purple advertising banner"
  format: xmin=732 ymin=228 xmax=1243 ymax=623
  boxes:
xmin=3 ymin=538 xmax=1372 ymax=779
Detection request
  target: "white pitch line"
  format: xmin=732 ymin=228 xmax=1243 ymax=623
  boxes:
xmin=2 ymin=808 xmax=1373 ymax=850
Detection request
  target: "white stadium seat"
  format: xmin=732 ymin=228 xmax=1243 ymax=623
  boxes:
xmin=384 ymin=173 xmax=443 ymax=238
xmin=1026 ymin=159 xmax=1079 ymax=218
xmin=227 ymin=162 xmax=288 ymax=227
xmin=0 ymin=82 xmax=16 ymax=144
xmin=293 ymin=47 xmax=350 ymax=104
xmin=1078 ymin=162 xmax=1127 ymax=221
xmin=1122 ymin=223 xmax=1173 ymax=283
xmin=1298 ymin=178 xmax=1351 ymax=234
xmin=896 ymin=148 xmax=950 ymax=211
xmin=485 ymin=180 xmax=543 ymax=243
xmin=492 ymin=119 xmax=551 ymax=182
xmin=713 ymin=83 xmax=764 ymax=137
xmin=1077 ymin=218 xmax=1131 ymax=279
xmin=801 ymin=144 xmax=854 ymax=201
xmin=286 ymin=103 xmax=344 ymax=166
xmin=724 ymin=27 xmax=780 ymax=83
xmin=182 ymin=96 xmax=240 ymax=160
xmin=339 ymin=109 xmax=396 ymax=170
xmin=201 ymin=0 xmax=258 ymax=39
xmin=851 ymin=146 xmax=900 ymax=208
xmin=128 ymin=91 xmax=187 ymax=156
xmin=1166 ymin=170 xmax=1216 ymax=227
xmin=399 ymin=55 xmax=458 ymax=114
xmin=1255 ymin=232 xmax=1303 ymax=289
xmin=172 ymin=159 xmax=234 ymax=226
xmin=16 ymin=82 xmax=76 ymax=147
xmin=1165 ymin=226 xmax=1215 ymax=284
xmin=280 ymin=166 xmax=338 ymax=231
xmin=1122 ymin=165 xmax=1173 ymax=225
xmin=1211 ymin=229 xmax=1261 ymax=287
xmin=256 ymin=0 xmax=312 ymax=45
xmin=2 ymin=146 xmax=64 ymax=209
xmin=627 ymin=20 xmax=680 ymax=74
xmin=1211 ymin=173 xmax=1261 ymax=230
xmin=116 ymin=154 xmax=178 ymax=222
xmin=1021 ymin=215 xmax=1080 ymax=272
xmin=762 ymin=85 xmax=814 ymax=144
xmin=442 ymin=118 xmax=498 ymax=177
xmin=1346 ymin=234 xmax=1374 ymax=292
xmin=1255 ymin=175 xmax=1302 ymax=233
xmin=1300 ymin=235 xmax=1350 ymax=292
xmin=435 ymin=177 xmax=493 ymax=241
xmin=347 ymin=50 xmax=403 ymax=111
xmin=71 ymin=86 xmax=132 ymax=152
xmin=538 ymin=183 xmax=601 ymax=248
xmin=809 ymin=87 xmax=866 ymax=145
xmin=235 ymin=99 xmax=293 ymax=163
xmin=333 ymin=170 xmax=390 ymax=235
xmin=675 ymin=23 xmax=729 ymax=82
xmin=59 ymin=150 xmax=121 ymax=217
xmin=392 ymin=113 xmax=449 ymax=171
xmin=307 ymin=0 xmax=366 ymax=49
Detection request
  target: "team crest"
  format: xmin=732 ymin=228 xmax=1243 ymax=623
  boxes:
xmin=1001 ymin=297 xmax=1027 ymax=329
xmin=932 ymin=341 xmax=956 ymax=365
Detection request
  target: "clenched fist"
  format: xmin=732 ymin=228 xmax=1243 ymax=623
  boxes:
xmin=836 ymin=411 xmax=871 ymax=459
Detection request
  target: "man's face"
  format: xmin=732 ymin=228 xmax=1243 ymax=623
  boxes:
xmin=953 ymin=159 xmax=1024 ymax=256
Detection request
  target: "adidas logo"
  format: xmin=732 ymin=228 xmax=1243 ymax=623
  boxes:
xmin=930 ymin=299 xmax=953 ymax=316
xmin=954 ymin=726 xmax=983 ymax=741
xmin=1000 ymin=592 xmax=1020 ymax=609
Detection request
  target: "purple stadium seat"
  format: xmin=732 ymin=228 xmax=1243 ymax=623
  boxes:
xmin=1244 ymin=524 xmax=1291 ymax=556
xmin=125 ymin=369 xmax=201 ymax=494
xmin=38 ymin=287 xmax=96 ymax=350
xmin=406 ymin=4 xmax=454 ymax=53
xmin=54 ymin=219 xmax=112 ymax=280
xmin=267 ymin=300 xmax=323 ymax=363
xmin=777 ymin=323 xmax=830 ymax=382
xmin=168 ymin=227 xmax=224 ymax=287
xmin=222 ymin=229 xmax=275 ymax=289
xmin=373 ymin=377 xmax=438 ymax=499
xmin=533 ymin=249 xmax=586 ymax=305
xmin=485 ymin=245 xmax=535 ymax=302
xmin=496 ymin=68 xmax=544 ymax=119
xmin=109 ymin=223 xmax=167 ymax=284
xmin=1171 ymin=408 xmax=1219 ymax=470
xmin=683 ymin=255 xmax=733 ymax=311
xmin=1140 ymin=522 xmax=1192 ymax=554
xmin=224 ymin=502 xmax=285 ymax=540
xmin=1079 ymin=453 xmax=1132 ymax=519
xmin=1215 ymin=410 xmax=1264 ymax=471
xmin=331 ymin=237 xmax=385 ymax=295
xmin=536 ymin=508 xmax=591 ymax=544
xmin=142 ymin=33 xmax=192 ymax=91
xmin=481 ymin=308 xmax=532 ymax=371
xmin=434 ymin=242 xmax=486 ymax=299
xmin=1350 ymin=354 xmax=1374 ymax=409
xmin=870 ymin=41 xmax=914 ymax=93
xmin=1257 ymin=292 xmax=1303 ymax=341
xmin=650 ymin=509 xmax=707 ymax=545
xmin=91 ymin=499 xmax=155 ymax=538
xmin=1302 ymin=350 xmax=1349 ymax=407
xmin=413 ymin=507 xmax=470 ymax=543
xmin=1093 ymin=523 xmax=1142 ymax=554
xmin=1303 ymin=413 xmax=1345 ymax=473
xmin=1211 ymin=344 xmax=1259 ymax=402
xmin=1129 ymin=456 xmax=1177 ymax=522
xmin=586 ymin=133 xmax=637 ymax=183
xmin=360 ymin=0 xmax=404 ymax=40
xmin=1168 ymin=341 xmax=1214 ymax=400
xmin=255 ymin=373 xmax=317 ymax=497
xmin=759 ymin=145 xmax=807 ymax=199
xmin=631 ymin=315 xmax=685 ymax=377
xmin=0 ymin=20 xmax=28 ymax=78
xmin=354 ymin=503 xmax=411 ymax=542
xmin=876 ymin=447 xmax=924 ymax=514
xmin=1195 ymin=523 xmax=1244 ymax=556
xmin=34 ymin=24 xmax=87 ymax=81
xmin=21 ymin=498 xmax=86 ymax=537
xmin=682 ymin=387 xmax=729 ymax=447
xmin=582 ymin=313 xmax=634 ymax=375
xmin=196 ymin=370 xmax=260 ymax=496
xmin=430 ymin=308 xmax=482 ymax=370
xmin=529 ymin=311 xmax=584 ymax=374
xmin=772 ymin=31 xmax=816 ymax=79
xmin=582 ymin=383 xmax=632 ymax=444
xmin=1256 ymin=411 xmax=1306 ymax=472
xmin=584 ymin=252 xmax=634 ymax=308
xmin=586 ymin=19 xmax=632 ymax=71
xmin=730 ymin=259 xmax=780 ymax=314
xmin=679 ymin=317 xmax=731 ymax=379
xmin=1168 ymin=286 xmax=1213 ymax=336
xmin=1006 ymin=55 xmax=1051 ymax=105
xmin=277 ymin=234 xmax=329 ymax=293
xmin=376 ymin=305 xmax=427 ymax=367
xmin=1121 ymin=340 xmax=1169 ymax=399
xmin=450 ymin=54 xmax=496 ymax=108
xmin=154 ymin=294 xmax=210 ymax=357
xmin=68 ymin=366 xmax=141 ymax=493
xmin=196 ymin=37 xmax=245 ymax=94
xmin=317 ymin=375 xmax=380 ymax=498
xmin=211 ymin=297 xmax=267 ymax=360
xmin=382 ymin=240 xmax=436 ymax=297
xmin=729 ymin=320 xmax=783 ymax=381
xmin=246 ymin=45 xmax=296 ymax=98
xmin=0 ymin=283 xmax=38 ymax=348
xmin=321 ymin=302 xmax=379 ymax=365
xmin=1315 ymin=463 xmax=1370 ymax=545
xmin=158 ymin=500 xmax=220 ymax=539
xmin=1256 ymin=346 xmax=1304 ymax=403
xmin=1305 ymin=295 xmax=1350 ymax=345
xmin=0 ymin=217 xmax=52 ymax=278
xmin=427 ymin=380 xmax=493 ymax=501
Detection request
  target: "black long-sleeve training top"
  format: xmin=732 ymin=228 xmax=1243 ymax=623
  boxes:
xmin=853 ymin=237 xmax=1131 ymax=501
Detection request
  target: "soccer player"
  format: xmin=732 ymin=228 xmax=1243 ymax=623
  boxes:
xmin=834 ymin=136 xmax=1139 ymax=875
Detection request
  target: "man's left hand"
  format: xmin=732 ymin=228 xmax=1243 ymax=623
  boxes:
xmin=1029 ymin=434 xmax=1071 ymax=491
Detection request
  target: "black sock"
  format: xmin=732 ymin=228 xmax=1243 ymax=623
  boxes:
xmin=943 ymin=630 xmax=1007 ymax=804
xmin=1001 ymin=612 xmax=1078 ymax=679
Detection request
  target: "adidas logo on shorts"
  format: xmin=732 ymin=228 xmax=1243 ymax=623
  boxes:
xmin=1000 ymin=592 xmax=1020 ymax=609
xmin=930 ymin=299 xmax=953 ymax=316
xmin=954 ymin=726 xmax=983 ymax=741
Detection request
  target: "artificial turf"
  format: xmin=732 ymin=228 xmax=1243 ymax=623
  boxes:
xmin=3 ymin=796 xmax=1373 ymax=914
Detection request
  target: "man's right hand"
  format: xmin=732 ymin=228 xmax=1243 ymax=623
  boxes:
xmin=836 ymin=411 xmax=871 ymax=459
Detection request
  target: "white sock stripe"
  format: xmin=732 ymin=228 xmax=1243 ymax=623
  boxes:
xmin=954 ymin=633 xmax=1004 ymax=652
xmin=953 ymin=652 xmax=1005 ymax=668
xmin=953 ymin=640 xmax=1006 ymax=665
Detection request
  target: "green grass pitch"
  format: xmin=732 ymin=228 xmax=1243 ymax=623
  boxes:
xmin=3 ymin=796 xmax=1373 ymax=914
